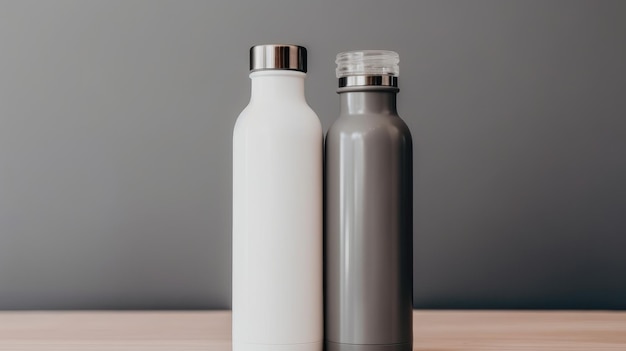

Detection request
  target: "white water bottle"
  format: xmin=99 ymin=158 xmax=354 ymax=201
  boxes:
xmin=232 ymin=45 xmax=323 ymax=351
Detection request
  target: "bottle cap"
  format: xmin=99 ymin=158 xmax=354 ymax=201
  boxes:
xmin=250 ymin=44 xmax=307 ymax=73
xmin=336 ymin=50 xmax=399 ymax=88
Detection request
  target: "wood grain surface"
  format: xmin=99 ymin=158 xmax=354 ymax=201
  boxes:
xmin=0 ymin=310 xmax=624 ymax=350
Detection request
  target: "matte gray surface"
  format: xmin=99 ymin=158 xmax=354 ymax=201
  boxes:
xmin=325 ymin=90 xmax=412 ymax=349
xmin=0 ymin=0 xmax=625 ymax=309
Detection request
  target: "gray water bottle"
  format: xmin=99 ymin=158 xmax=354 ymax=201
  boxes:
xmin=325 ymin=50 xmax=413 ymax=351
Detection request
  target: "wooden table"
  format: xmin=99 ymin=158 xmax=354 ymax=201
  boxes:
xmin=0 ymin=310 xmax=624 ymax=350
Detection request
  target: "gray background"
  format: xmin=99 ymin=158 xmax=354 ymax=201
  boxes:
xmin=1 ymin=0 xmax=625 ymax=310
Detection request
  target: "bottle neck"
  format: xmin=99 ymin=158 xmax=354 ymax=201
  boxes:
xmin=339 ymin=90 xmax=398 ymax=115
xmin=250 ymin=70 xmax=306 ymax=102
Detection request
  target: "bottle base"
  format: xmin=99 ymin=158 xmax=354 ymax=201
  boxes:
xmin=325 ymin=341 xmax=412 ymax=351
xmin=233 ymin=341 xmax=322 ymax=351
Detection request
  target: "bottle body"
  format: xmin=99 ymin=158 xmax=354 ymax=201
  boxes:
xmin=325 ymin=90 xmax=413 ymax=351
xmin=233 ymin=71 xmax=323 ymax=351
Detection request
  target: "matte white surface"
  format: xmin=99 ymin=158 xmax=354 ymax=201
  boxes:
xmin=232 ymin=71 xmax=323 ymax=349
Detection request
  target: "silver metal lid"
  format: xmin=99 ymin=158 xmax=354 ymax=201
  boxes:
xmin=250 ymin=44 xmax=307 ymax=73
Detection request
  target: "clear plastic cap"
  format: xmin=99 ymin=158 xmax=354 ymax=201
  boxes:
xmin=335 ymin=50 xmax=399 ymax=78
